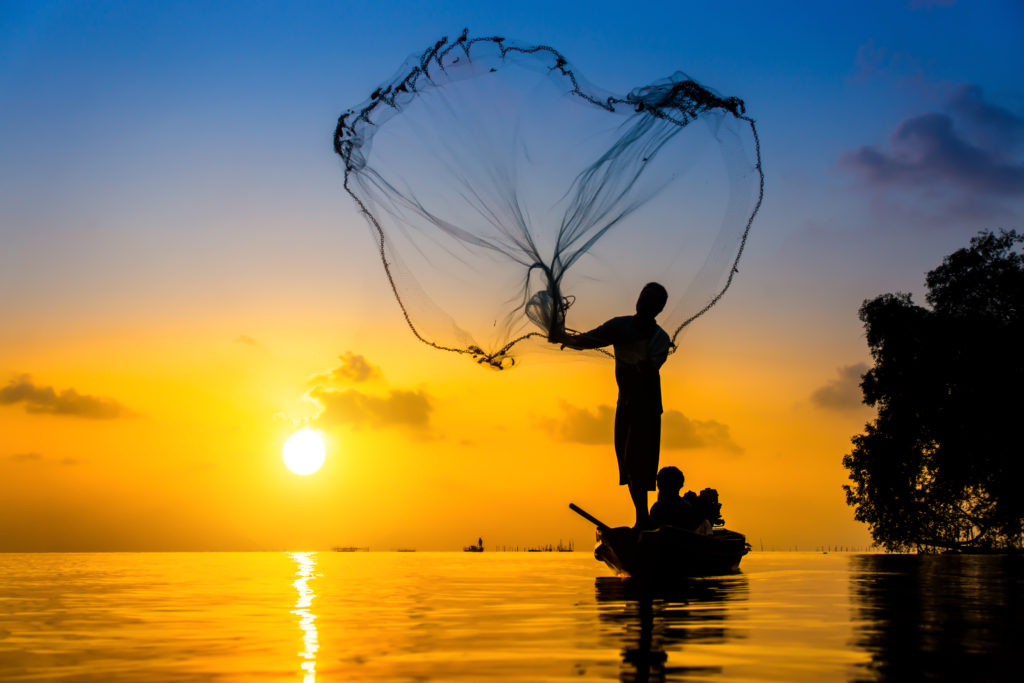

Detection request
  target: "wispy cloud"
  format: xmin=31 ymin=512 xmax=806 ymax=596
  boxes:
xmin=0 ymin=374 xmax=131 ymax=419
xmin=5 ymin=452 xmax=79 ymax=466
xmin=6 ymin=452 xmax=43 ymax=463
xmin=309 ymin=352 xmax=382 ymax=386
xmin=537 ymin=401 xmax=742 ymax=453
xmin=811 ymin=363 xmax=869 ymax=411
xmin=908 ymin=0 xmax=955 ymax=9
xmin=848 ymin=39 xmax=928 ymax=85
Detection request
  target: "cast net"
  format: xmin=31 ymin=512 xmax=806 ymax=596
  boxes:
xmin=335 ymin=31 xmax=763 ymax=369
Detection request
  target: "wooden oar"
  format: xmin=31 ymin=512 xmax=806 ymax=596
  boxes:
xmin=569 ymin=503 xmax=611 ymax=532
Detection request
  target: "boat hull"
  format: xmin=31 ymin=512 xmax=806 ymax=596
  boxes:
xmin=595 ymin=526 xmax=750 ymax=579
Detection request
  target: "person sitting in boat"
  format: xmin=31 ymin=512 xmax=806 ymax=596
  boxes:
xmin=650 ymin=466 xmax=707 ymax=532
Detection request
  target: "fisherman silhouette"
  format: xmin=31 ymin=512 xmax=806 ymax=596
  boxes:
xmin=551 ymin=282 xmax=671 ymax=528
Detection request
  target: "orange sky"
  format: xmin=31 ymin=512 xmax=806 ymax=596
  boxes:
xmin=0 ymin=252 xmax=877 ymax=551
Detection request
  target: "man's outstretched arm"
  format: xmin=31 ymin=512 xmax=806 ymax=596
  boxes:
xmin=550 ymin=318 xmax=622 ymax=350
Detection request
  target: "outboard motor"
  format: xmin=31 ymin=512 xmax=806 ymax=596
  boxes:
xmin=697 ymin=488 xmax=725 ymax=527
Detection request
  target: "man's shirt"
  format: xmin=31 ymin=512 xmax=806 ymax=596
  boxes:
xmin=565 ymin=315 xmax=671 ymax=413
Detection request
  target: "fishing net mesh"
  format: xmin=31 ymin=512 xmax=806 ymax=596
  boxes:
xmin=335 ymin=31 xmax=763 ymax=369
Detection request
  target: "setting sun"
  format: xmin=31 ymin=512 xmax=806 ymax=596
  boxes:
xmin=283 ymin=429 xmax=326 ymax=475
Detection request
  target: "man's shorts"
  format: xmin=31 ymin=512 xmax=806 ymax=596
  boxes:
xmin=614 ymin=407 xmax=661 ymax=491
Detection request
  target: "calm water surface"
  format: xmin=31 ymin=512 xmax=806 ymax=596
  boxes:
xmin=0 ymin=551 xmax=1019 ymax=681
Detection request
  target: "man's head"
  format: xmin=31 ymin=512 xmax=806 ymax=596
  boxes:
xmin=656 ymin=466 xmax=684 ymax=495
xmin=636 ymin=282 xmax=668 ymax=319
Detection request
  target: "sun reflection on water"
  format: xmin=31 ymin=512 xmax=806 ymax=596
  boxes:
xmin=290 ymin=552 xmax=319 ymax=682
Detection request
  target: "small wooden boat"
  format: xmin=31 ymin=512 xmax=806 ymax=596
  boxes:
xmin=571 ymin=503 xmax=750 ymax=579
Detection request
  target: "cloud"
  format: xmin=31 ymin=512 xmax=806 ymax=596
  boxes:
xmin=536 ymin=402 xmax=615 ymax=445
xmin=811 ymin=363 xmax=869 ymax=411
xmin=7 ymin=452 xmax=43 ymax=462
xmin=309 ymin=352 xmax=382 ymax=386
xmin=5 ymin=452 xmax=79 ymax=466
xmin=848 ymin=39 xmax=928 ymax=85
xmin=661 ymin=411 xmax=742 ymax=453
xmin=309 ymin=386 xmax=431 ymax=429
xmin=537 ymin=401 xmax=742 ymax=453
xmin=908 ymin=0 xmax=955 ymax=8
xmin=0 ymin=375 xmax=131 ymax=419
xmin=300 ymin=352 xmax=432 ymax=434
xmin=851 ymin=40 xmax=889 ymax=82
xmin=840 ymin=85 xmax=1024 ymax=197
xmin=234 ymin=335 xmax=271 ymax=355
xmin=946 ymin=84 xmax=1024 ymax=153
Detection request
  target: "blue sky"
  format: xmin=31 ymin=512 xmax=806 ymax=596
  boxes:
xmin=4 ymin=0 xmax=1020 ymax=256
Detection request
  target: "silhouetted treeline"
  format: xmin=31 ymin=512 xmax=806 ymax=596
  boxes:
xmin=844 ymin=230 xmax=1024 ymax=552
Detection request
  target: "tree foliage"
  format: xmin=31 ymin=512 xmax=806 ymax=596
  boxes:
xmin=844 ymin=230 xmax=1024 ymax=552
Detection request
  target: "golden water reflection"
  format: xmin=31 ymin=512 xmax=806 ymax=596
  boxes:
xmin=595 ymin=575 xmax=750 ymax=682
xmin=290 ymin=552 xmax=319 ymax=682
xmin=8 ymin=552 xmax=1019 ymax=680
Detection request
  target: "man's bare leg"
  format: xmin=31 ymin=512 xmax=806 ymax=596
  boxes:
xmin=629 ymin=483 xmax=650 ymax=529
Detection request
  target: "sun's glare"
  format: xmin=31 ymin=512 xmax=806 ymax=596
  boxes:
xmin=283 ymin=429 xmax=326 ymax=475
